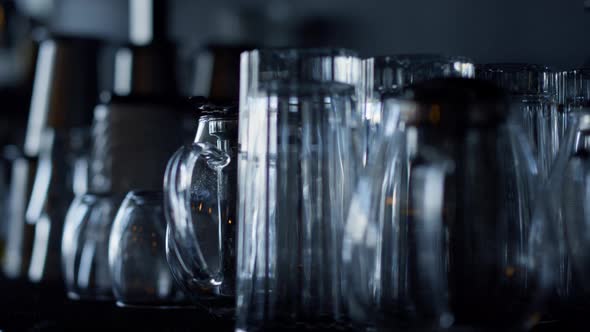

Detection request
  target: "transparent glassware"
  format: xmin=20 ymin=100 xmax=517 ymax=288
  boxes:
xmin=363 ymin=54 xmax=475 ymax=158
xmin=342 ymin=78 xmax=556 ymax=331
xmin=108 ymin=190 xmax=186 ymax=308
xmin=164 ymin=100 xmax=237 ymax=315
xmin=476 ymin=63 xmax=557 ymax=179
xmin=61 ymin=193 xmax=123 ymax=300
xmin=236 ymin=48 xmax=362 ymax=331
xmin=541 ymin=111 xmax=590 ymax=305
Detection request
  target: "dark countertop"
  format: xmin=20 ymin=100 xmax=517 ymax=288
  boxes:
xmin=1 ymin=278 xmax=589 ymax=332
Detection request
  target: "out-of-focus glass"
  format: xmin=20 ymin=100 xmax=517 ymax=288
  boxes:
xmin=342 ymin=78 xmax=555 ymax=331
xmin=109 ymin=190 xmax=186 ymax=308
xmin=542 ymin=111 xmax=590 ymax=304
xmin=476 ymin=63 xmax=556 ymax=178
xmin=164 ymin=100 xmax=237 ymax=315
xmin=61 ymin=193 xmax=122 ymax=300
xmin=1 ymin=153 xmax=36 ymax=279
xmin=363 ymin=54 xmax=474 ymax=153
xmin=236 ymin=48 xmax=361 ymax=331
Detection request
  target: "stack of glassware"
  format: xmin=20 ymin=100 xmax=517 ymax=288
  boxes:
xmin=5 ymin=38 xmax=590 ymax=331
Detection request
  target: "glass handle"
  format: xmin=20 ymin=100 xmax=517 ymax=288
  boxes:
xmin=164 ymin=142 xmax=230 ymax=290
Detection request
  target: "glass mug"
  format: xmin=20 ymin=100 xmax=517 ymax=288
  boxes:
xmin=236 ymin=48 xmax=362 ymax=331
xmin=342 ymin=78 xmax=556 ymax=331
xmin=108 ymin=190 xmax=186 ymax=308
xmin=164 ymin=100 xmax=238 ymax=315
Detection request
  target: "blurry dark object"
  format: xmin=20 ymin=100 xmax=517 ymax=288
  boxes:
xmin=191 ymin=44 xmax=252 ymax=101
xmin=9 ymin=35 xmax=101 ymax=288
xmin=165 ymin=99 xmax=237 ymax=316
xmin=109 ymin=190 xmax=187 ymax=308
xmin=113 ymin=42 xmax=177 ymax=97
xmin=2 ymin=149 xmax=35 ymax=279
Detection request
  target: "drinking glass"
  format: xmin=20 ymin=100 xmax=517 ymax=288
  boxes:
xmin=363 ymin=54 xmax=474 ymax=158
xmin=342 ymin=78 xmax=556 ymax=331
xmin=543 ymin=111 xmax=590 ymax=298
xmin=476 ymin=63 xmax=556 ymax=178
xmin=61 ymin=193 xmax=123 ymax=300
xmin=108 ymin=190 xmax=186 ymax=308
xmin=236 ymin=48 xmax=361 ymax=331
xmin=164 ymin=100 xmax=237 ymax=315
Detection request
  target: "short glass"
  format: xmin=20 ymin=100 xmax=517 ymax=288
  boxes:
xmin=61 ymin=192 xmax=123 ymax=300
xmin=108 ymin=190 xmax=186 ymax=308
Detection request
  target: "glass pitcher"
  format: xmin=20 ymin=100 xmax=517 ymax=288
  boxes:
xmin=342 ymin=78 xmax=556 ymax=331
xmin=235 ymin=48 xmax=362 ymax=331
xmin=164 ymin=99 xmax=238 ymax=314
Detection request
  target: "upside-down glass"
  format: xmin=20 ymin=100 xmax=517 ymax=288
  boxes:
xmin=342 ymin=78 xmax=555 ymax=331
xmin=476 ymin=63 xmax=556 ymax=178
xmin=164 ymin=100 xmax=237 ymax=315
xmin=108 ymin=190 xmax=186 ymax=308
xmin=363 ymin=54 xmax=474 ymax=153
xmin=543 ymin=111 xmax=590 ymax=300
xmin=61 ymin=193 xmax=123 ymax=300
xmin=236 ymin=48 xmax=362 ymax=331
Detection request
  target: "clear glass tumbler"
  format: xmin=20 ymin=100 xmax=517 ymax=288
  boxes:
xmin=542 ymin=111 xmax=590 ymax=296
xmin=342 ymin=78 xmax=556 ymax=331
xmin=108 ymin=190 xmax=186 ymax=308
xmin=476 ymin=63 xmax=557 ymax=178
xmin=363 ymin=54 xmax=474 ymax=158
xmin=61 ymin=193 xmax=123 ymax=300
xmin=236 ymin=48 xmax=361 ymax=331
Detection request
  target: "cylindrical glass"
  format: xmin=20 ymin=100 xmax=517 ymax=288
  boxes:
xmin=342 ymin=78 xmax=555 ymax=331
xmin=61 ymin=193 xmax=123 ymax=300
xmin=543 ymin=111 xmax=590 ymax=297
xmin=164 ymin=100 xmax=237 ymax=315
xmin=476 ymin=63 xmax=557 ymax=178
xmin=363 ymin=54 xmax=474 ymax=158
xmin=108 ymin=190 xmax=186 ymax=308
xmin=236 ymin=48 xmax=361 ymax=330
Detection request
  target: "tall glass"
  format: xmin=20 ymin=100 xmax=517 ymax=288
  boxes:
xmin=476 ymin=63 xmax=556 ymax=178
xmin=236 ymin=48 xmax=361 ymax=331
xmin=363 ymin=54 xmax=474 ymax=153
xmin=541 ymin=111 xmax=590 ymax=309
xmin=342 ymin=78 xmax=555 ymax=331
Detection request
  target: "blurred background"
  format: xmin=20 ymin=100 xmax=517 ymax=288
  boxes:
xmin=45 ymin=0 xmax=590 ymax=69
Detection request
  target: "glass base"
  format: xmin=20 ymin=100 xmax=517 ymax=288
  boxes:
xmin=116 ymin=301 xmax=196 ymax=310
xmin=67 ymin=291 xmax=113 ymax=302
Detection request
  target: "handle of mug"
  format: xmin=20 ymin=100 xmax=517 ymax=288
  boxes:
xmin=164 ymin=142 xmax=231 ymax=290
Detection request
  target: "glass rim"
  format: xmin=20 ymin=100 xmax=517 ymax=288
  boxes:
xmin=476 ymin=62 xmax=552 ymax=73
xmin=125 ymin=190 xmax=164 ymax=204
xmin=367 ymin=54 xmax=473 ymax=65
xmin=241 ymin=47 xmax=359 ymax=58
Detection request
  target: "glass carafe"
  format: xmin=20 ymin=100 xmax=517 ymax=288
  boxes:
xmin=164 ymin=99 xmax=237 ymax=315
xmin=236 ymin=48 xmax=361 ymax=331
xmin=342 ymin=78 xmax=556 ymax=331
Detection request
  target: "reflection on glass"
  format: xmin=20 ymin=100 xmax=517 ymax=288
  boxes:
xmin=343 ymin=78 xmax=555 ymax=331
xmin=109 ymin=190 xmax=186 ymax=308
